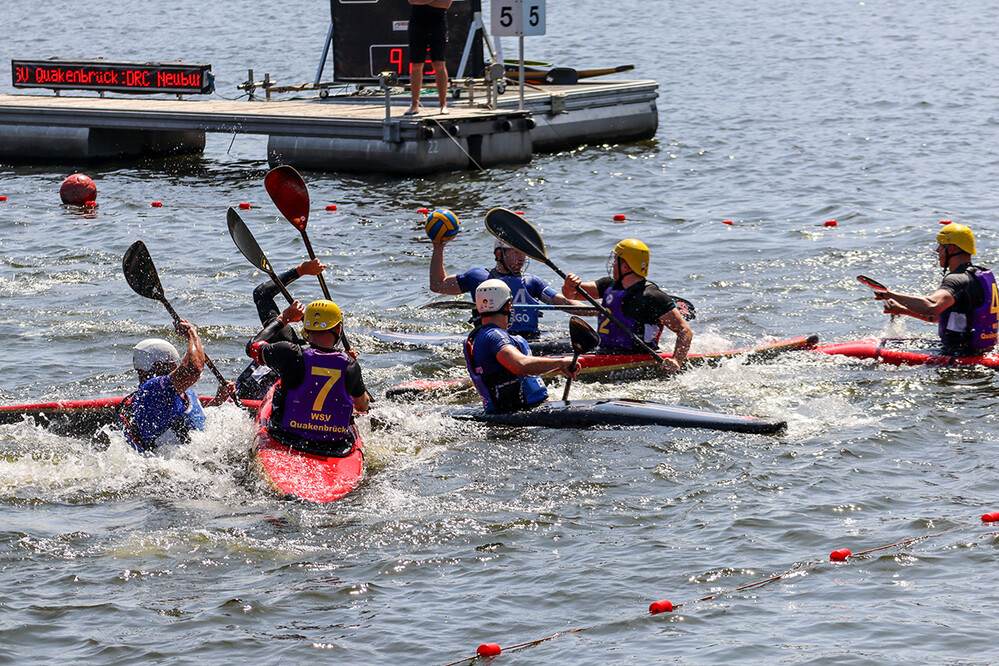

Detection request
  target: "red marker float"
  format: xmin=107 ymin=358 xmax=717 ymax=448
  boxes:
xmin=151 ymin=201 xmax=163 ymax=207
xmin=830 ymin=548 xmax=851 ymax=561
xmin=515 ymin=211 xmax=525 ymax=215
xmin=418 ymin=208 xmax=429 ymax=215
xmin=83 ymin=200 xmax=97 ymax=209
xmin=0 ymin=196 xmax=7 ymax=202
xmin=326 ymin=204 xmax=337 ymax=211
xmin=613 ymin=214 xmax=627 ymax=222
xmin=981 ymin=512 xmax=999 ymax=522
xmin=649 ymin=599 xmax=673 ymax=614
xmin=824 ymin=220 xmax=837 ymax=227
xmin=477 ymin=643 xmax=502 ymax=657
xmin=238 ymin=202 xmax=251 ymax=209
xmin=722 ymin=220 xmax=733 ymax=225
xmin=940 ymin=220 xmax=952 ymax=225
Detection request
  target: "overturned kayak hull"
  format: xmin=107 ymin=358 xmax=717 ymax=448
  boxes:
xmin=386 ymin=334 xmax=819 ymax=398
xmin=252 ymin=392 xmax=364 ymax=503
xmin=814 ymin=337 xmax=999 ymax=368
xmin=449 ymin=399 xmax=785 ymax=434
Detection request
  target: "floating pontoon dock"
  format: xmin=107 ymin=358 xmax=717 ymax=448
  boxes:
xmin=0 ymin=79 xmax=657 ymax=174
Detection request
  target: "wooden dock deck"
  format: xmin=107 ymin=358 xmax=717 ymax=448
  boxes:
xmin=0 ymin=79 xmax=658 ymax=174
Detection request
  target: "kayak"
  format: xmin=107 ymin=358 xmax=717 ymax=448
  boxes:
xmin=813 ymin=337 xmax=999 ymax=368
xmin=448 ymin=398 xmax=785 ymax=435
xmin=502 ymin=62 xmax=636 ymax=85
xmin=0 ymin=396 xmax=260 ymax=436
xmin=386 ymin=334 xmax=820 ymax=398
xmin=252 ymin=389 xmax=364 ymax=503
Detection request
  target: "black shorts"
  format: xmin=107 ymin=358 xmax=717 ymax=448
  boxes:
xmin=409 ymin=5 xmax=448 ymax=63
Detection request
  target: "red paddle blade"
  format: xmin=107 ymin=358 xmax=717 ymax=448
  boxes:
xmin=857 ymin=275 xmax=888 ymax=291
xmin=264 ymin=165 xmax=310 ymax=230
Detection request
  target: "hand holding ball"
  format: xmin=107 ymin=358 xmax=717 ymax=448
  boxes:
xmin=425 ymin=208 xmax=460 ymax=244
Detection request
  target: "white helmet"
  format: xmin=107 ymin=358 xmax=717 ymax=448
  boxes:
xmin=475 ymin=279 xmax=512 ymax=314
xmin=133 ymin=338 xmax=180 ymax=373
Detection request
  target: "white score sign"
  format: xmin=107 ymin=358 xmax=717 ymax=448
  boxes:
xmin=491 ymin=0 xmax=546 ymax=37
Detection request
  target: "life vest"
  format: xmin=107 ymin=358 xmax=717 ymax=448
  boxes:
xmin=486 ymin=270 xmax=543 ymax=333
xmin=598 ymin=283 xmax=663 ymax=351
xmin=275 ymin=348 xmax=354 ymax=443
xmin=938 ymin=265 xmax=999 ymax=353
xmin=464 ymin=323 xmax=548 ymax=413
xmin=116 ymin=387 xmax=202 ymax=453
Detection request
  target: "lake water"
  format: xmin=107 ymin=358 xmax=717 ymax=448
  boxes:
xmin=2 ymin=0 xmax=999 ymax=663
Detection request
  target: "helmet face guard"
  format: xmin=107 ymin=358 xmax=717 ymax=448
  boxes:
xmin=494 ymin=243 xmax=529 ymax=276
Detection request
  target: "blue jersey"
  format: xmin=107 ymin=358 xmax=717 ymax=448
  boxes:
xmin=464 ymin=324 xmax=548 ymax=413
xmin=119 ymin=376 xmax=206 ymax=452
xmin=455 ymin=267 xmax=557 ymax=334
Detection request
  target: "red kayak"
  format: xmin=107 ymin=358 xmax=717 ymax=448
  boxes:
xmin=814 ymin=337 xmax=999 ymax=368
xmin=252 ymin=388 xmax=364 ymax=503
xmin=387 ymin=334 xmax=820 ymax=398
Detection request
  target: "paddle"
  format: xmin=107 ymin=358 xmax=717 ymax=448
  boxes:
xmin=484 ymin=207 xmax=667 ymax=367
xmin=122 ymin=240 xmax=243 ymax=408
xmin=420 ymin=297 xmax=696 ymax=320
xmin=561 ymin=316 xmax=600 ymax=401
xmin=264 ymin=164 xmax=354 ymax=354
xmin=227 ymin=207 xmax=294 ymax=305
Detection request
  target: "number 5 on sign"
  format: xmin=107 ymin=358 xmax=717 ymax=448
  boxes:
xmin=491 ymin=0 xmax=546 ymax=36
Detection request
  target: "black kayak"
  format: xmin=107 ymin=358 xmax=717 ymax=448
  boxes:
xmin=448 ymin=398 xmax=785 ymax=435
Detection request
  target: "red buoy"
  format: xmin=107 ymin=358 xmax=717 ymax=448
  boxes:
xmin=418 ymin=208 xmax=429 ymax=215
xmin=613 ymin=214 xmax=627 ymax=222
xmin=940 ymin=220 xmax=952 ymax=225
xmin=83 ymin=200 xmax=98 ymax=209
xmin=326 ymin=204 xmax=337 ymax=211
xmin=649 ymin=599 xmax=673 ymax=614
xmin=515 ymin=210 xmax=525 ymax=215
xmin=151 ymin=201 xmax=163 ymax=208
xmin=824 ymin=220 xmax=837 ymax=227
xmin=830 ymin=548 xmax=851 ymax=561
xmin=0 ymin=196 xmax=7 ymax=202
xmin=981 ymin=512 xmax=999 ymax=523
xmin=476 ymin=643 xmax=502 ymax=657
xmin=722 ymin=220 xmax=733 ymax=225
xmin=238 ymin=202 xmax=251 ymax=209
xmin=60 ymin=174 xmax=97 ymax=205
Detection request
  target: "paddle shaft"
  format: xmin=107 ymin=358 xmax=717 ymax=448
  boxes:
xmin=296 ymin=228 xmax=355 ymax=353
xmin=157 ymin=297 xmax=244 ymax=408
xmin=561 ymin=350 xmax=581 ymax=401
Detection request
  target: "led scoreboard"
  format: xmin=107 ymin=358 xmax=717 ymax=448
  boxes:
xmin=11 ymin=59 xmax=214 ymax=94
xmin=330 ymin=0 xmax=482 ymax=83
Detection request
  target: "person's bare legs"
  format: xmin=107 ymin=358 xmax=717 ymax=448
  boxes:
xmin=434 ymin=61 xmax=449 ymax=113
xmin=407 ymin=62 xmax=425 ymax=115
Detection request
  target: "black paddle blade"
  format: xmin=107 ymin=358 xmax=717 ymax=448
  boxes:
xmin=484 ymin=207 xmax=548 ymax=262
xmin=670 ymin=295 xmax=696 ymax=321
xmin=857 ymin=275 xmax=888 ymax=291
xmin=420 ymin=300 xmax=476 ymax=310
xmin=568 ymin=316 xmax=600 ymax=354
xmin=122 ymin=240 xmax=165 ymax=302
xmin=264 ymin=165 xmax=310 ymax=230
xmin=227 ymin=207 xmax=273 ymax=274
xmin=543 ymin=67 xmax=578 ymax=85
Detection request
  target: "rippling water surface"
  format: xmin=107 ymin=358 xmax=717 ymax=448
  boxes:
xmin=3 ymin=1 xmax=999 ymax=663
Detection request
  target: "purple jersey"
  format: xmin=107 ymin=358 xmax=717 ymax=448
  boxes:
xmin=599 ymin=284 xmax=663 ymax=351
xmin=939 ymin=266 xmax=999 ymax=352
xmin=278 ymin=348 xmax=354 ymax=442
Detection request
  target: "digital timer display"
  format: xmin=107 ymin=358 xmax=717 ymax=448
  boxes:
xmin=330 ymin=0 xmax=482 ymax=83
xmin=11 ymin=59 xmax=214 ymax=94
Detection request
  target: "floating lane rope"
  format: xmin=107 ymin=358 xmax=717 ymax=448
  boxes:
xmin=439 ymin=511 xmax=999 ymax=665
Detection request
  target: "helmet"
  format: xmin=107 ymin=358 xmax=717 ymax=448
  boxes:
xmin=303 ymin=299 xmax=343 ymax=331
xmin=425 ymin=208 xmax=460 ymax=244
xmin=475 ymin=279 xmax=512 ymax=314
xmin=610 ymin=239 xmax=650 ymax=278
xmin=937 ymin=223 xmax=976 ymax=255
xmin=133 ymin=338 xmax=180 ymax=373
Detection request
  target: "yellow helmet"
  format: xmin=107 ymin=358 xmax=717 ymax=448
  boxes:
xmin=303 ymin=299 xmax=343 ymax=332
xmin=937 ymin=223 xmax=976 ymax=255
xmin=612 ymin=239 xmax=650 ymax=277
